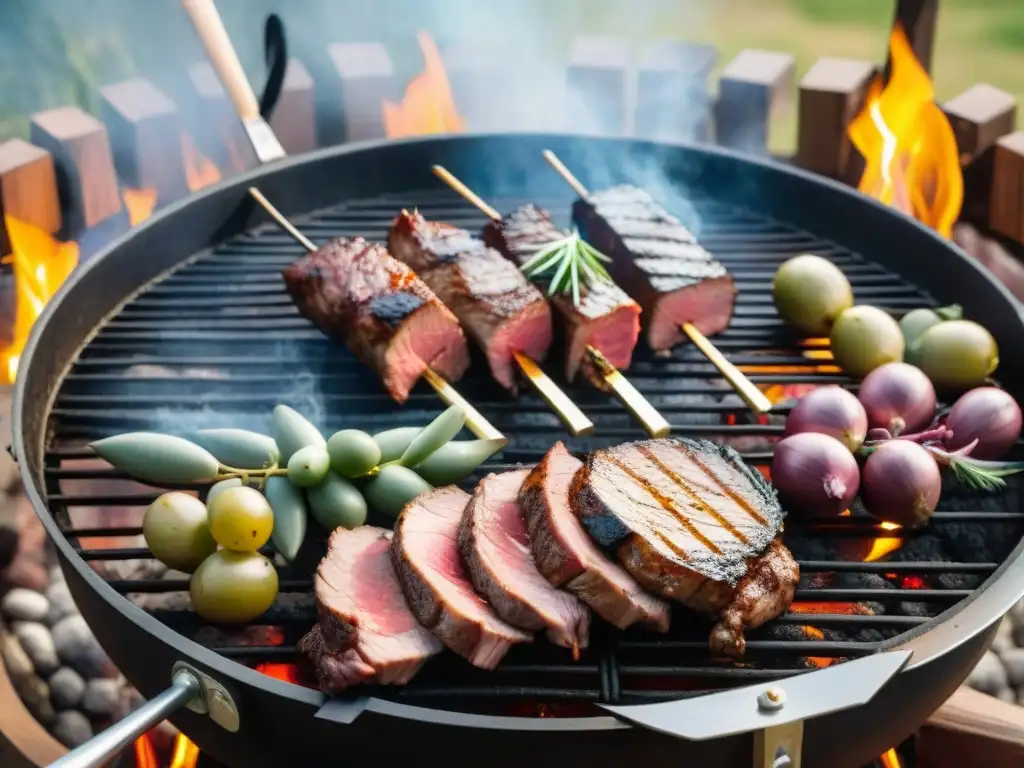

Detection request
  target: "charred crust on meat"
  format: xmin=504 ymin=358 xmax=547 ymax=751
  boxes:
xmin=369 ymin=291 xmax=426 ymax=326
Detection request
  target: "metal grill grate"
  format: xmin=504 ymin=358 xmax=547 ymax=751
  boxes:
xmin=41 ymin=190 xmax=1024 ymax=711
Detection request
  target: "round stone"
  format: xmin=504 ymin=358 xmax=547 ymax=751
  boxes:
xmin=51 ymin=710 xmax=93 ymax=748
xmin=1 ymin=587 xmax=50 ymax=622
xmin=14 ymin=674 xmax=55 ymax=725
xmin=0 ymin=630 xmax=34 ymax=682
xmin=1000 ymin=647 xmax=1024 ymax=687
xmin=966 ymin=650 xmax=1009 ymax=697
xmin=12 ymin=621 xmax=59 ymax=676
xmin=51 ymin=615 xmax=115 ymax=679
xmin=44 ymin=579 xmax=76 ymax=627
xmin=991 ymin=616 xmax=1015 ymax=656
xmin=49 ymin=666 xmax=86 ymax=709
xmin=82 ymin=677 xmax=121 ymax=717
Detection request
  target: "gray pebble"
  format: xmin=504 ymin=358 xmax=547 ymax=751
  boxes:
xmin=49 ymin=667 xmax=85 ymax=709
xmin=44 ymin=580 xmax=76 ymax=627
xmin=2 ymin=588 xmax=50 ymax=622
xmin=1009 ymin=597 xmax=1024 ymax=625
xmin=51 ymin=615 xmax=115 ymax=679
xmin=14 ymin=674 xmax=55 ymax=725
xmin=1000 ymin=647 xmax=1024 ymax=687
xmin=1013 ymin=619 xmax=1024 ymax=649
xmin=12 ymin=621 xmax=59 ymax=676
xmin=81 ymin=677 xmax=120 ymax=717
xmin=51 ymin=710 xmax=93 ymax=748
xmin=990 ymin=616 xmax=1015 ymax=656
xmin=0 ymin=630 xmax=34 ymax=681
xmin=966 ymin=650 xmax=1009 ymax=696
xmin=997 ymin=686 xmax=1017 ymax=704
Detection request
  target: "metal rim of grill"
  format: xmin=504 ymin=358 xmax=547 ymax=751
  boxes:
xmin=12 ymin=134 xmax=1024 ymax=765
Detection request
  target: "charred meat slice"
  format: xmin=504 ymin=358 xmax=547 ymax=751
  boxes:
xmin=392 ymin=486 xmax=532 ymax=669
xmin=574 ymin=437 xmax=798 ymax=658
xmin=297 ymin=527 xmax=443 ymax=694
xmin=458 ymin=469 xmax=591 ymax=654
xmin=388 ymin=210 xmax=553 ymax=393
xmin=518 ymin=442 xmax=671 ymax=632
xmin=282 ymin=237 xmax=470 ymax=403
xmin=482 ymin=204 xmax=641 ymax=387
xmin=573 ymin=185 xmax=736 ymax=351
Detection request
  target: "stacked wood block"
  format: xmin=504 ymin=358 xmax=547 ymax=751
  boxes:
xmin=796 ymin=58 xmax=876 ymax=181
xmin=0 ymin=139 xmax=61 ymax=236
xmin=567 ymin=36 xmax=632 ymax=136
xmin=715 ymin=49 xmax=795 ymax=154
xmin=320 ymin=42 xmax=397 ymax=143
xmin=635 ymin=42 xmax=717 ymax=141
xmin=100 ymin=78 xmax=189 ymax=203
xmin=268 ymin=59 xmax=317 ymax=155
xmin=29 ymin=107 xmax=122 ymax=238
xmin=184 ymin=62 xmax=258 ymax=174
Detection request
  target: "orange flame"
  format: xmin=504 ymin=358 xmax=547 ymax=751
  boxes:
xmin=255 ymin=662 xmax=304 ymax=685
xmin=169 ymin=733 xmax=201 ymax=768
xmin=182 ymin=133 xmax=221 ymax=192
xmin=383 ymin=32 xmax=465 ymax=137
xmin=122 ymin=188 xmax=158 ymax=227
xmin=133 ymin=733 xmax=159 ymax=768
xmin=848 ymin=23 xmax=963 ymax=238
xmin=0 ymin=216 xmax=79 ymax=383
xmin=879 ymin=747 xmax=903 ymax=768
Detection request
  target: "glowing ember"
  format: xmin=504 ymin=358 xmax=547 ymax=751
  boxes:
xmin=182 ymin=133 xmax=221 ymax=192
xmin=255 ymin=661 xmax=304 ymax=685
xmin=863 ymin=521 xmax=903 ymax=562
xmin=848 ymin=23 xmax=963 ymax=238
xmin=791 ymin=602 xmax=874 ymax=616
xmin=879 ymin=747 xmax=903 ymax=768
xmin=0 ymin=216 xmax=79 ymax=383
xmin=122 ymin=188 xmax=158 ymax=226
xmin=383 ymin=32 xmax=465 ymax=136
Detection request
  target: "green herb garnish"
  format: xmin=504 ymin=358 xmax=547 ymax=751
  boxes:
xmin=519 ymin=231 xmax=613 ymax=307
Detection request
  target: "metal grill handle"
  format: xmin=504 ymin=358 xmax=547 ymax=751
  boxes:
xmin=48 ymin=670 xmax=201 ymax=768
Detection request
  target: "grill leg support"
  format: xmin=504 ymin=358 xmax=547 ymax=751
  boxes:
xmin=754 ymin=719 xmax=804 ymax=768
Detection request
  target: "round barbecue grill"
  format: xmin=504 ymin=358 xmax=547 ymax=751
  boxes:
xmin=14 ymin=133 xmax=1024 ymax=768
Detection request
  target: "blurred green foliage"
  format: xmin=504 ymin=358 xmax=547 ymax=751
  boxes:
xmin=0 ymin=0 xmax=1023 ymax=154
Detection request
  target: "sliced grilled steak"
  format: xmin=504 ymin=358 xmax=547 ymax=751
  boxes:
xmin=482 ymin=204 xmax=641 ymax=387
xmin=573 ymin=185 xmax=736 ymax=351
xmin=573 ymin=437 xmax=799 ymax=658
xmin=282 ymin=237 xmax=470 ymax=403
xmin=297 ymin=527 xmax=443 ymax=694
xmin=392 ymin=486 xmax=532 ymax=668
xmin=518 ymin=442 xmax=671 ymax=632
xmin=458 ymin=469 xmax=591 ymax=655
xmin=388 ymin=210 xmax=553 ymax=393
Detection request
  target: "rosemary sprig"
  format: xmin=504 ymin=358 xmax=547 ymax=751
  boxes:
xmin=520 ymin=231 xmax=613 ymax=306
xmin=924 ymin=444 xmax=1024 ymax=493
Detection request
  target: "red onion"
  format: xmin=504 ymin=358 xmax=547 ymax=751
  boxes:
xmin=771 ymin=433 xmax=860 ymax=518
xmin=783 ymin=385 xmax=868 ymax=452
xmin=860 ymin=440 xmax=941 ymax=527
xmin=857 ymin=362 xmax=936 ymax=436
xmin=946 ymin=387 xmax=1022 ymax=460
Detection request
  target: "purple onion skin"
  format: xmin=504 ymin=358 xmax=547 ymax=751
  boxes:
xmin=860 ymin=440 xmax=941 ymax=528
xmin=946 ymin=387 xmax=1022 ymax=460
xmin=771 ymin=432 xmax=860 ymax=518
xmin=783 ymin=386 xmax=868 ymax=452
xmin=858 ymin=362 xmax=936 ymax=436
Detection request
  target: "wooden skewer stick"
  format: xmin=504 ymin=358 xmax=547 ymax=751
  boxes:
xmin=245 ymin=188 xmax=504 ymax=442
xmin=433 ymin=164 xmax=668 ymax=438
xmin=180 ymin=0 xmax=504 ymax=442
xmin=541 ymin=149 xmax=773 ymax=415
xmin=429 ymin=166 xmax=595 ymax=438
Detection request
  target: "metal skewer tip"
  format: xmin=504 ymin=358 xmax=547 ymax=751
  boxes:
xmin=543 ymin=151 xmax=772 ymax=416
xmin=246 ymin=188 xmax=505 ymax=440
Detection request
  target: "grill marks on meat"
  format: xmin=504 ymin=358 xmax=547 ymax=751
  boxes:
xmin=392 ymin=486 xmax=532 ymax=669
xmin=518 ymin=442 xmax=671 ymax=632
xmin=482 ymin=204 xmax=641 ymax=387
xmin=282 ymin=237 xmax=470 ymax=403
xmin=388 ymin=210 xmax=552 ymax=393
xmin=298 ymin=527 xmax=443 ymax=694
xmin=458 ymin=469 xmax=591 ymax=654
xmin=575 ymin=437 xmax=797 ymax=659
xmin=573 ymin=185 xmax=737 ymax=351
